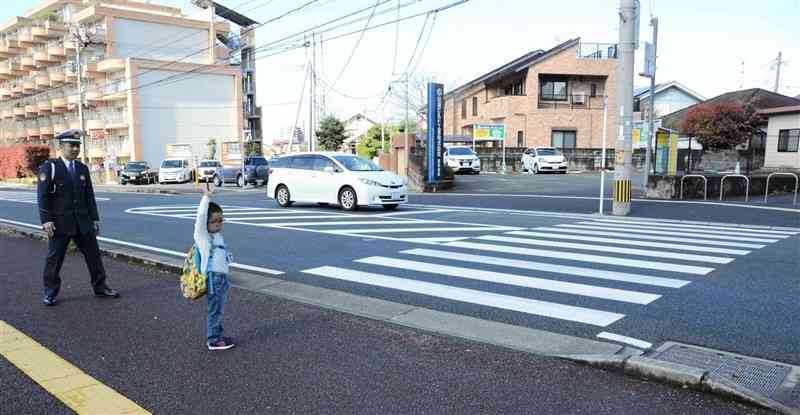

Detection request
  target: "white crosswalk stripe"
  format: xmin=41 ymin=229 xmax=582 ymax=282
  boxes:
xmin=556 ymin=224 xmax=780 ymax=243
xmin=577 ymin=221 xmax=788 ymax=239
xmin=303 ymin=266 xmax=626 ymax=327
xmin=355 ymin=256 xmax=661 ymax=304
xmin=0 ymin=190 xmax=109 ymax=203
xmin=506 ymin=230 xmax=751 ymax=255
xmin=589 ymin=219 xmax=799 ymax=236
xmin=529 ymin=226 xmax=767 ymax=249
xmin=475 ymin=235 xmax=734 ymax=264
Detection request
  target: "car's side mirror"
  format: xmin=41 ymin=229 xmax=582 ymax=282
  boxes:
xmin=323 ymin=166 xmax=335 ymax=173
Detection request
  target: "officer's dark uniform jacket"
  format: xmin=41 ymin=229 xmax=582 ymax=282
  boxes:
xmin=37 ymin=158 xmax=99 ymax=236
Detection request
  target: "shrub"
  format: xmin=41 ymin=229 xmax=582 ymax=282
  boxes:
xmin=0 ymin=145 xmax=52 ymax=179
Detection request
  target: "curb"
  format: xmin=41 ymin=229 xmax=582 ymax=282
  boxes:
xmin=563 ymin=354 xmax=799 ymax=415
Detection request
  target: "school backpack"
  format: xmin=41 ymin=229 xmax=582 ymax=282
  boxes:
xmin=180 ymin=243 xmax=207 ymax=300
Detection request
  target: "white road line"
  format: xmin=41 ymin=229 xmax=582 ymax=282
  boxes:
xmin=357 ymin=256 xmax=661 ymax=305
xmin=263 ymin=220 xmax=424 ymax=227
xmin=373 ymin=209 xmax=455 ymax=217
xmin=401 ymin=248 xmax=691 ymax=288
xmin=580 ymin=221 xmax=788 ymax=239
xmin=302 ymin=266 xmax=625 ymax=327
xmin=596 ymin=332 xmax=653 ymax=349
xmin=229 ymin=215 xmax=358 ymax=221
xmin=443 ymin=241 xmax=716 ymax=275
xmin=329 ymin=226 xmax=523 ymax=234
xmin=557 ymin=224 xmax=780 ymax=243
xmin=589 ymin=219 xmax=799 ymax=235
xmin=476 ymin=235 xmax=734 ymax=264
xmin=531 ymin=227 xmax=767 ymax=249
xmin=399 ymin=237 xmax=472 ymax=244
xmin=507 ymin=231 xmax=750 ymax=255
xmin=0 ymin=218 xmax=283 ymax=275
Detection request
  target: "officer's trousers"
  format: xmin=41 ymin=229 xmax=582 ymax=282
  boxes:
xmin=42 ymin=231 xmax=108 ymax=297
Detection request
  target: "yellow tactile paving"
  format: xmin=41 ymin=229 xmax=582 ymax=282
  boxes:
xmin=0 ymin=320 xmax=152 ymax=415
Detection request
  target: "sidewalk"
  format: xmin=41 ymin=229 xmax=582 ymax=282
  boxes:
xmin=0 ymin=232 xmax=771 ymax=414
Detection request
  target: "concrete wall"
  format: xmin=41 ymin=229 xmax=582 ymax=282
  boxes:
xmin=112 ymin=17 xmax=209 ymax=63
xmin=134 ymin=70 xmax=238 ymax=167
xmin=764 ymin=112 xmax=800 ymax=169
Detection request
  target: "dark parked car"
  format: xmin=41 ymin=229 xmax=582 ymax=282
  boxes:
xmin=220 ymin=156 xmax=269 ymax=187
xmin=120 ymin=161 xmax=157 ymax=185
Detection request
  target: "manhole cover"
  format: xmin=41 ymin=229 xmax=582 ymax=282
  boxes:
xmin=651 ymin=343 xmax=795 ymax=400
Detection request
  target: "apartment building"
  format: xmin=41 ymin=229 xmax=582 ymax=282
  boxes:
xmin=443 ymin=38 xmax=618 ymax=150
xmin=0 ymin=0 xmax=241 ymax=167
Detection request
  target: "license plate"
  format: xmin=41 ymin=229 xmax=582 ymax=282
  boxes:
xmin=391 ymin=192 xmax=401 ymax=200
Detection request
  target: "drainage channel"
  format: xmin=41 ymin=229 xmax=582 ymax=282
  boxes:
xmin=649 ymin=342 xmax=800 ymax=412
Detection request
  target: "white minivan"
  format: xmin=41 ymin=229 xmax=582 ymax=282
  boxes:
xmin=158 ymin=158 xmax=194 ymax=184
xmin=267 ymin=152 xmax=408 ymax=211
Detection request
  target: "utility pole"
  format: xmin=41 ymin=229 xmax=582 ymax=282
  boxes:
xmin=73 ymin=25 xmax=88 ymax=163
xmin=774 ymin=51 xmax=784 ymax=93
xmin=404 ymin=71 xmax=409 ymax=177
xmin=310 ymin=32 xmax=317 ymax=151
xmin=613 ymin=0 xmax=638 ymax=216
xmin=599 ymin=95 xmax=608 ymax=215
xmin=642 ymin=16 xmax=657 ymax=192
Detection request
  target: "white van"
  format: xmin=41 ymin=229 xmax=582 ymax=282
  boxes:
xmin=158 ymin=158 xmax=194 ymax=184
xmin=266 ymin=152 xmax=408 ymax=211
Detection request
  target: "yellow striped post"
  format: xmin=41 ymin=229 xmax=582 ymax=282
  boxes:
xmin=614 ymin=179 xmax=631 ymax=203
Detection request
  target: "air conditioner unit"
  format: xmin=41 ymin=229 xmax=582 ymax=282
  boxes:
xmin=572 ymin=94 xmax=586 ymax=105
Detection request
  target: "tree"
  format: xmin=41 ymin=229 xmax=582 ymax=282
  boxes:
xmin=316 ymin=116 xmax=347 ymax=151
xmin=681 ymin=102 xmax=762 ymax=150
xmin=206 ymin=138 xmax=217 ymax=159
xmin=356 ymin=124 xmax=391 ymax=159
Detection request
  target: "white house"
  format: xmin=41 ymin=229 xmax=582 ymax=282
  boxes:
xmin=343 ymin=113 xmax=377 ymax=153
xmin=759 ymin=105 xmax=800 ymax=169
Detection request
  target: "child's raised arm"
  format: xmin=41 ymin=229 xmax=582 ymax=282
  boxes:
xmin=194 ymin=183 xmax=212 ymax=245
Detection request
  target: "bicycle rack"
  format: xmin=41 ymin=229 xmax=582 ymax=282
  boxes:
xmin=680 ymin=174 xmax=707 ymax=200
xmin=764 ymin=172 xmax=799 ymax=206
xmin=720 ymin=174 xmax=750 ymax=202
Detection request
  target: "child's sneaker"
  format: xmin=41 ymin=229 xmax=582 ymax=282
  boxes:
xmin=207 ymin=337 xmax=235 ymax=351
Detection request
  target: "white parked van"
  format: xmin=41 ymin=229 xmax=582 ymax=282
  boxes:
xmin=158 ymin=158 xmax=194 ymax=184
xmin=266 ymin=152 xmax=408 ymax=211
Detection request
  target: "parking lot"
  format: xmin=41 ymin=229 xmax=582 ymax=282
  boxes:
xmin=447 ymin=171 xmax=646 ymax=197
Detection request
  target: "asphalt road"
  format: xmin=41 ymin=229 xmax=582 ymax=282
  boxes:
xmin=1 ymin=185 xmax=797 ymax=367
xmin=0 ymin=233 xmax=772 ymax=414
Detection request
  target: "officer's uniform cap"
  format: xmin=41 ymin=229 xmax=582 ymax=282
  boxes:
xmin=56 ymin=129 xmax=84 ymax=144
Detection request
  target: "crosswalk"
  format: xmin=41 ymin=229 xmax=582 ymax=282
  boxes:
xmin=0 ymin=189 xmax=110 ymax=203
xmin=126 ymin=205 xmax=523 ymax=242
xmin=300 ymin=218 xmax=798 ymax=343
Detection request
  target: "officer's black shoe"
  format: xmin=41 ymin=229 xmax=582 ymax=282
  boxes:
xmin=94 ymin=288 xmax=120 ymax=298
xmin=43 ymin=296 xmax=57 ymax=306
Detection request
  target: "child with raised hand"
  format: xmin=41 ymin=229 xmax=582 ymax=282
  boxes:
xmin=195 ymin=183 xmax=234 ymax=350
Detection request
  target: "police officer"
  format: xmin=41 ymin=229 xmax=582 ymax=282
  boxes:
xmin=37 ymin=129 xmax=119 ymax=306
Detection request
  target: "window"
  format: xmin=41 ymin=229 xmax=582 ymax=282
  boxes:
xmin=590 ymin=83 xmax=597 ymax=97
xmin=777 ymin=129 xmax=800 ymax=152
xmin=502 ymin=80 xmax=525 ymax=96
xmin=517 ymin=131 xmax=524 ymax=147
xmin=296 ymin=156 xmax=319 ymax=170
xmin=472 ymin=96 xmax=478 ymax=116
xmin=333 ymin=155 xmax=383 ymax=171
xmin=551 ymin=130 xmax=577 ymax=149
xmin=461 ymin=100 xmax=466 ymax=119
xmin=227 ymin=142 xmax=241 ymax=155
xmin=540 ymin=76 xmax=568 ymax=101
xmin=312 ymin=156 xmax=336 ymax=171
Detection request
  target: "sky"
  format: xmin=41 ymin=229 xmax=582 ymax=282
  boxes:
xmin=4 ymin=0 xmax=799 ymax=144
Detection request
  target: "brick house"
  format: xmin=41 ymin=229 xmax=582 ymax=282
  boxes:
xmin=442 ymin=38 xmax=618 ymax=151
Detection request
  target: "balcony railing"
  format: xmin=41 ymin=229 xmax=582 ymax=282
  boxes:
xmin=538 ymin=94 xmax=604 ymax=110
xmin=577 ymin=42 xmax=618 ymax=60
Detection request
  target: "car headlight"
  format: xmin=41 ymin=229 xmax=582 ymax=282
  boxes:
xmin=473 ymin=158 xmax=480 ymax=164
xmin=359 ymin=178 xmax=383 ymax=187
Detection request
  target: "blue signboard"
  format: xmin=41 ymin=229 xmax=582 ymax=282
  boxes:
xmin=427 ymin=82 xmax=444 ymax=182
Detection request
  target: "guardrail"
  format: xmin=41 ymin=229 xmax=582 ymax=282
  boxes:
xmin=680 ymin=174 xmax=707 ymax=200
xmin=720 ymin=174 xmax=750 ymax=202
xmin=764 ymin=172 xmax=798 ymax=206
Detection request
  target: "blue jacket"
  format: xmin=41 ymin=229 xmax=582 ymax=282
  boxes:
xmin=37 ymin=159 xmax=99 ymax=236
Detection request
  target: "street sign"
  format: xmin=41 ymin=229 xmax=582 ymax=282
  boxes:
xmin=640 ymin=42 xmax=655 ymax=78
xmin=473 ymin=124 xmax=505 ymax=141
xmin=426 ymin=82 xmax=444 ymax=182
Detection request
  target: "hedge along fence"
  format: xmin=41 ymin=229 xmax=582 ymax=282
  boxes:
xmin=0 ymin=145 xmax=53 ymax=179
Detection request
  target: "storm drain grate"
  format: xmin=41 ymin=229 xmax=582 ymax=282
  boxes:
xmin=651 ymin=343 xmax=793 ymax=399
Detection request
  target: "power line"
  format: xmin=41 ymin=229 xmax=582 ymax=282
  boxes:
xmin=403 ymin=11 xmax=431 ymax=75
xmin=326 ymin=0 xmax=381 ymax=92
xmin=391 ymin=0 xmax=401 ymax=75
